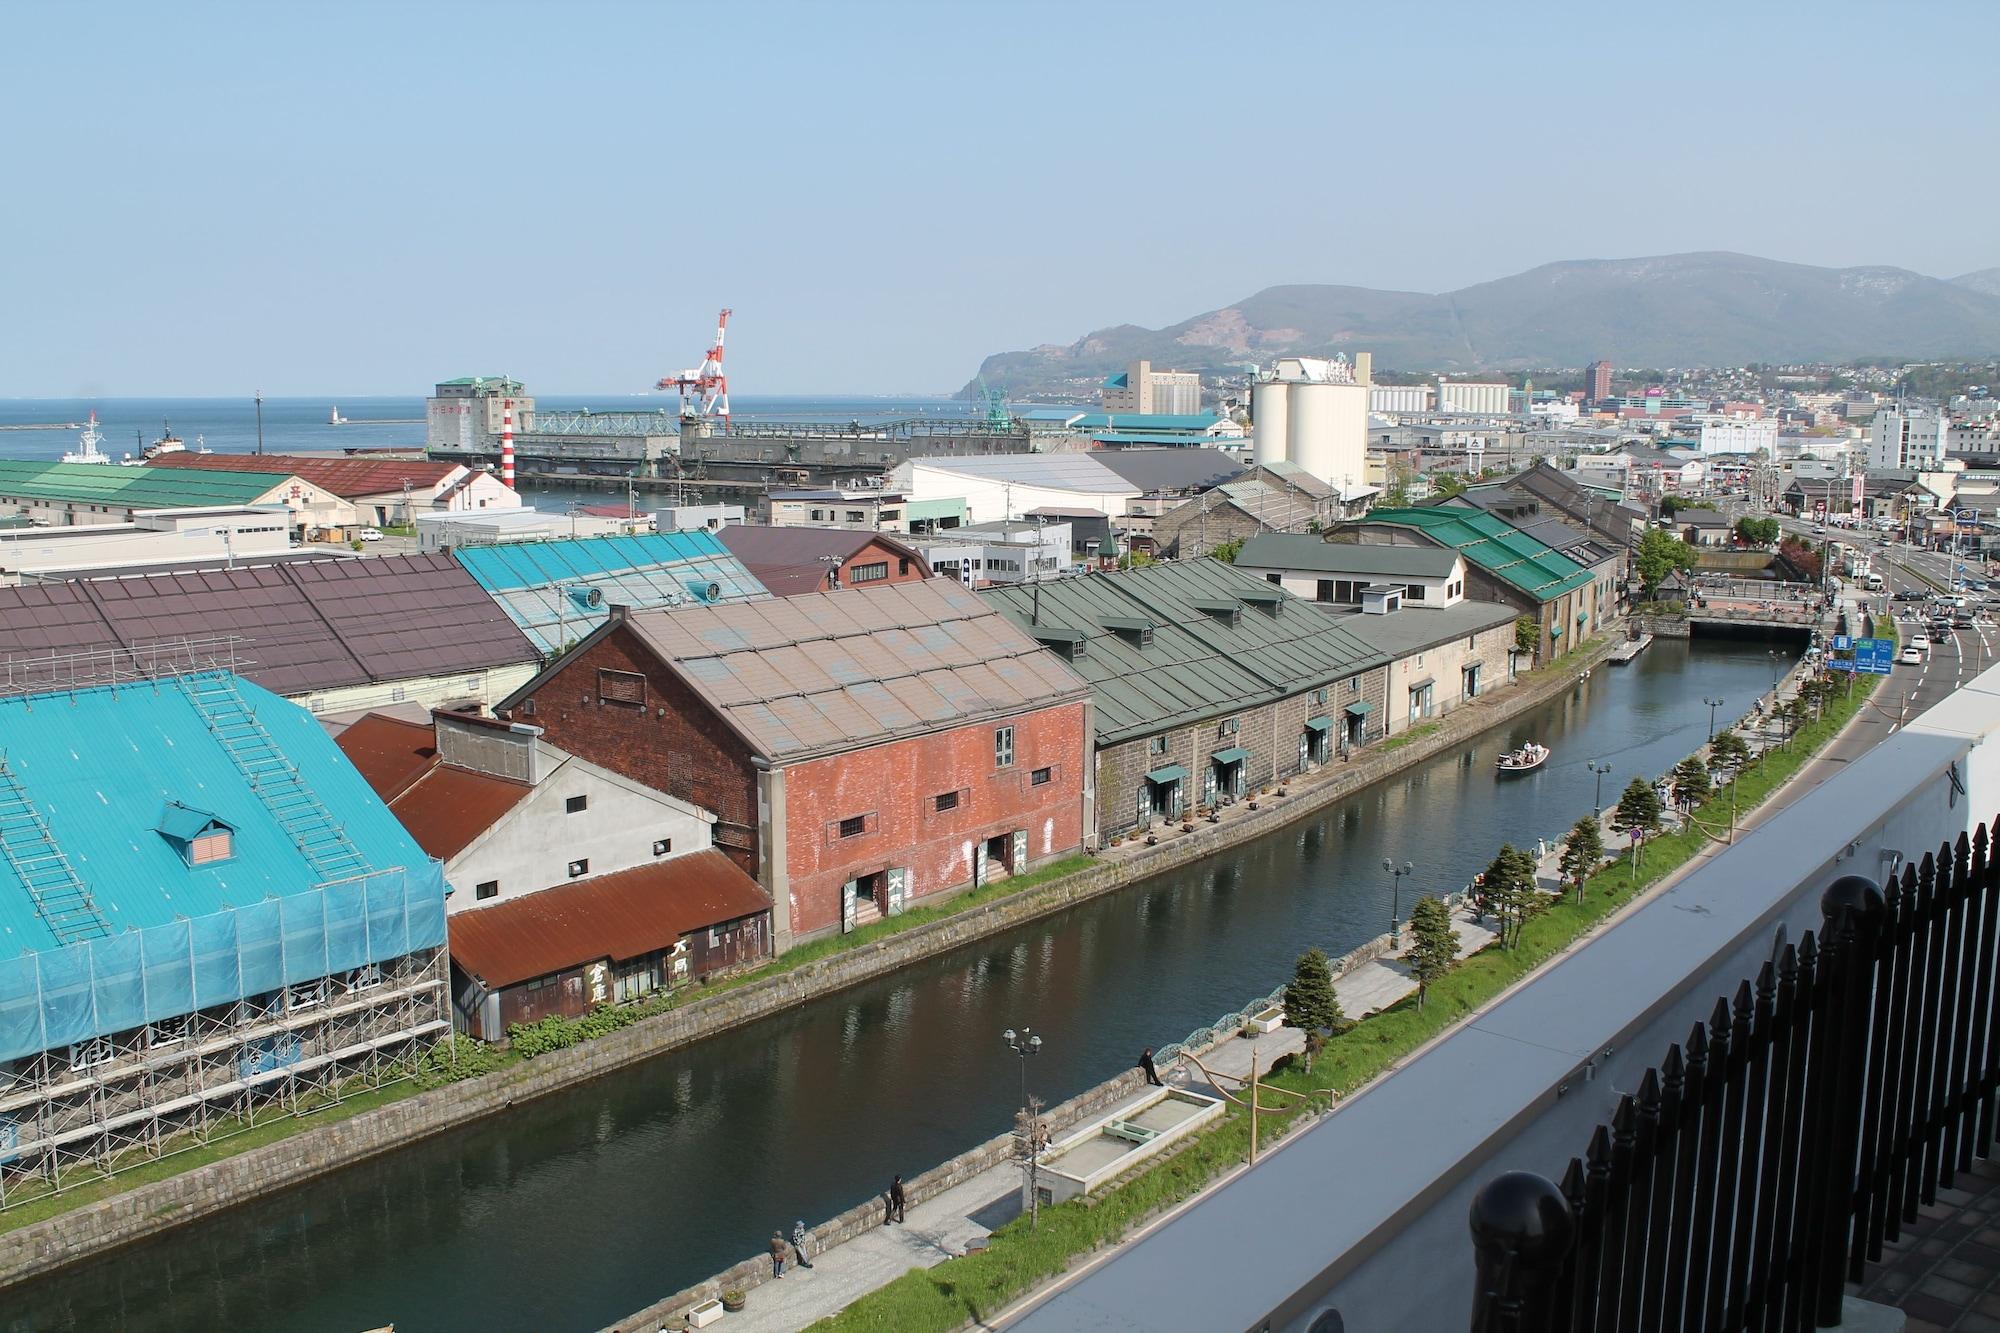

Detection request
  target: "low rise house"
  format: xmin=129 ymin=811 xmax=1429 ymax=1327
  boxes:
xmin=1677 ymin=507 xmax=1733 ymax=547
xmin=980 ymin=561 xmax=1389 ymax=840
xmin=1234 ymin=532 xmax=1469 ymax=608
xmin=452 ymin=532 xmax=769 ymax=657
xmin=717 ymin=525 xmax=931 ymax=596
xmin=764 ymin=488 xmax=915 ymax=532
xmin=1337 ymin=507 xmax=1605 ymax=664
xmin=0 ymin=553 xmax=542 ymax=714
xmin=0 ymin=459 xmax=355 ymax=538
xmin=145 ymin=452 xmax=516 ymax=525
xmin=337 ymin=711 xmax=771 ymax=1039
xmin=910 ymin=519 xmax=1071 ymax=586
xmin=0 ymin=670 xmax=447 ymax=1185
xmin=497 ymin=579 xmax=1093 ymax=947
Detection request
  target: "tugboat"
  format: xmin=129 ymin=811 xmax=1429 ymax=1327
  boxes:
xmin=1496 ymin=741 xmax=1550 ymax=775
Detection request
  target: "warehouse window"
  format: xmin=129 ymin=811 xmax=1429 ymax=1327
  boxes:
xmin=476 ymin=880 xmax=498 ymax=900
xmin=1031 ymin=767 xmax=1053 ymax=787
xmin=190 ymin=830 xmax=233 ymax=865
xmin=652 ymin=838 xmax=673 ymax=857
xmin=839 ymin=815 xmax=867 ymax=838
xmin=934 ymin=791 xmax=960 ymax=813
xmin=850 ymin=561 xmax=889 ymax=583
xmin=567 ymin=858 xmax=590 ymax=878
xmin=597 ymin=669 xmax=645 ymax=707
xmin=566 ymin=795 xmax=588 ymax=814
xmin=1148 ymin=735 xmax=1168 ymax=757
xmin=995 ymin=726 xmax=1014 ymax=768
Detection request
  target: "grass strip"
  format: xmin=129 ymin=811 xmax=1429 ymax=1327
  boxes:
xmin=810 ymin=666 xmax=1879 ymax=1332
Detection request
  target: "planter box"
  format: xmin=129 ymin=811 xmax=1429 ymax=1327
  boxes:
xmin=1248 ymin=1006 xmax=1286 ymax=1034
xmin=687 ymin=1296 xmax=725 ymax=1328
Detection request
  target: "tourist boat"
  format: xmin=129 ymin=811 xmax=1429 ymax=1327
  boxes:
xmin=1496 ymin=741 xmax=1550 ymax=774
xmin=59 ymin=411 xmax=114 ymax=464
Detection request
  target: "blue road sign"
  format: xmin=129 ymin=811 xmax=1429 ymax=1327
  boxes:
xmin=1830 ymin=637 xmax=1894 ymax=674
xmin=1832 ymin=634 xmax=1852 ymax=652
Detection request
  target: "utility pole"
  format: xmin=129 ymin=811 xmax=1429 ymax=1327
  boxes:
xmin=254 ymin=390 xmax=265 ymax=456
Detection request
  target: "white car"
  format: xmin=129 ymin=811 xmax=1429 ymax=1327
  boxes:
xmin=1900 ymin=646 xmax=1923 ymax=665
xmin=1910 ymin=634 xmax=1930 ymax=654
xmin=357 ymin=527 xmax=384 ymax=542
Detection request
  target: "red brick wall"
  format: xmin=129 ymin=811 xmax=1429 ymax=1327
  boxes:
xmin=509 ymin=626 xmax=762 ymax=873
xmin=780 ymin=700 xmax=1088 ymax=937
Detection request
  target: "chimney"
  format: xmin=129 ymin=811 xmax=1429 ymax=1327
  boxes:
xmin=434 ymin=711 xmax=544 ymax=785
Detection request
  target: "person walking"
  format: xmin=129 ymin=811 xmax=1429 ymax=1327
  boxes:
xmin=791 ymin=1219 xmax=815 ymax=1270
xmin=769 ymin=1230 xmax=787 ymax=1279
xmin=889 ymin=1174 xmax=907 ymax=1224
xmin=1139 ymin=1047 xmax=1162 ymax=1086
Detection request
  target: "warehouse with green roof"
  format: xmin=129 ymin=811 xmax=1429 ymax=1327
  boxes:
xmin=1335 ymin=507 xmax=1614 ymax=663
xmin=981 ymin=560 xmax=1391 ymax=838
xmin=0 ymin=459 xmax=357 ymax=537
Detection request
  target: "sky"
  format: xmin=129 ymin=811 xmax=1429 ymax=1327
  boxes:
xmin=3 ymin=0 xmax=1997 ymax=398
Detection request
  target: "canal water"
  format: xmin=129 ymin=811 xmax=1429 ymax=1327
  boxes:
xmin=4 ymin=639 xmax=1786 ymax=1333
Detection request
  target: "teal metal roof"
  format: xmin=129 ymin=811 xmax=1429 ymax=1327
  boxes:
xmin=1361 ymin=508 xmax=1596 ymax=602
xmin=454 ymin=532 xmax=768 ymax=655
xmin=0 ymin=673 xmax=433 ymax=954
xmin=980 ymin=561 xmax=1387 ymax=746
xmin=0 ymin=460 xmax=288 ymax=510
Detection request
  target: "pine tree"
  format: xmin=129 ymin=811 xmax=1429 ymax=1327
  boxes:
xmin=1404 ymin=895 xmax=1459 ymax=1010
xmin=1613 ymin=777 xmax=1664 ymax=840
xmin=1670 ymin=755 xmax=1714 ymax=811
xmin=1558 ymin=816 xmax=1605 ymax=900
xmin=1282 ymin=947 xmax=1343 ymax=1074
xmin=1482 ymin=843 xmax=1540 ymax=948
xmin=1708 ymin=729 xmax=1751 ymax=776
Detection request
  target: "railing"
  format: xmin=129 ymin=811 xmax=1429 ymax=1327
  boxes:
xmin=1468 ymin=821 xmax=2000 ymax=1331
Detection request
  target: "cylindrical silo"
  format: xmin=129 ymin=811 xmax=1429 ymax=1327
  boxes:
xmin=1252 ymin=379 xmax=1288 ymax=467
xmin=1289 ymin=380 xmax=1336 ymax=481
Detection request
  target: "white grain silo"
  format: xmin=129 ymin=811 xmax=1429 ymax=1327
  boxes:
xmin=1251 ymin=378 xmax=1289 ymax=467
xmin=1288 ymin=378 xmax=1337 ymax=481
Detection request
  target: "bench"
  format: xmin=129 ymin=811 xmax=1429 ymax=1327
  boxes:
xmin=1102 ymin=1119 xmax=1158 ymax=1145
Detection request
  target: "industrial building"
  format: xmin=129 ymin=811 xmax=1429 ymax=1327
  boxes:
xmin=0 ymin=555 xmax=543 ymax=715
xmin=889 ymin=449 xmax=1242 ymax=527
xmin=980 ymin=561 xmax=1389 ymax=838
xmin=1250 ymin=354 xmax=1371 ymax=490
xmin=497 ymin=580 xmax=1094 ymax=948
xmin=0 ymin=460 xmax=356 ymax=538
xmin=336 ymin=710 xmax=771 ymax=1039
xmin=908 ymin=519 xmax=1072 ymax=587
xmin=0 ymin=669 xmax=448 ymax=1203
xmin=1101 ymin=360 xmax=1203 ymax=415
xmin=452 ymin=532 xmax=768 ymax=657
xmin=146 ymin=452 xmax=517 ymax=524
xmin=1433 ymin=378 xmax=1512 ymax=415
xmin=0 ymin=506 xmax=295 ymax=583
xmin=414 ymin=507 xmax=641 ymax=550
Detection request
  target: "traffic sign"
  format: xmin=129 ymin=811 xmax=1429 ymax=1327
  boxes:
xmin=1829 ymin=637 xmax=1895 ymax=674
xmin=1832 ymin=634 xmax=1852 ymax=652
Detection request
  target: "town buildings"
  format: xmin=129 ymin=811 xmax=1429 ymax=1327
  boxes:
xmin=0 ymin=671 xmax=448 ymax=1188
xmin=1234 ymin=532 xmax=1469 ymax=609
xmin=1695 ymin=416 xmax=1779 ymax=456
xmin=0 ymin=506 xmax=297 ymax=582
xmin=1586 ymin=359 xmax=1614 ymax=405
xmin=335 ymin=710 xmax=771 ymax=1038
xmin=980 ymin=561 xmax=1388 ymax=839
xmin=497 ymin=579 xmax=1094 ymax=947
xmin=1869 ymin=404 xmax=1949 ymax=471
xmin=1101 ymin=360 xmax=1202 ymax=415
xmin=144 ymin=452 xmax=516 ymax=524
xmin=0 ymin=554 xmax=542 ymax=715
xmin=910 ymin=519 xmax=1071 ymax=587
xmin=0 ymin=460 xmax=355 ymax=539
xmin=1433 ymin=379 xmax=1511 ymax=415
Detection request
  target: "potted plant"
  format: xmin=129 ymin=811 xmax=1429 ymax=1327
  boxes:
xmin=720 ymin=1289 xmax=747 ymax=1313
xmin=687 ymin=1295 xmax=726 ymax=1328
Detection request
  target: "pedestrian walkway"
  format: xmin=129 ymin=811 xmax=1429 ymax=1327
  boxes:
xmin=712 ymin=1088 xmax=1158 ymax=1333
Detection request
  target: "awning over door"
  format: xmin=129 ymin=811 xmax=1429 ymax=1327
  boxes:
xmin=1303 ymin=717 xmax=1331 ymax=733
xmin=1210 ymin=747 xmax=1251 ymax=766
xmin=1343 ymin=701 xmax=1374 ymax=717
xmin=1145 ymin=765 xmax=1188 ymax=785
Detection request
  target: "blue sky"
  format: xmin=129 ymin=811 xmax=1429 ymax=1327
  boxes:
xmin=3 ymin=0 xmax=1995 ymax=397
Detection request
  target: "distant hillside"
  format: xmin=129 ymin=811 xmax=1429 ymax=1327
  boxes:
xmin=971 ymin=252 xmax=2000 ymax=396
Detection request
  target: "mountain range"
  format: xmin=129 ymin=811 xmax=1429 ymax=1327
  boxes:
xmin=968 ymin=252 xmax=2000 ymax=396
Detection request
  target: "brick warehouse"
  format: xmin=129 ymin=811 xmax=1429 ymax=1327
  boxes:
xmin=499 ymin=579 xmax=1093 ymax=948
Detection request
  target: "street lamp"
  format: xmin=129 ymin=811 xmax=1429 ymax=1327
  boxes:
xmin=1382 ymin=858 xmax=1413 ymax=947
xmin=1703 ymin=696 xmax=1725 ymax=742
xmin=1003 ymin=1027 xmax=1045 ymax=1227
xmin=1584 ymin=756 xmax=1616 ymax=808
xmin=1767 ymin=649 xmax=1782 ymax=694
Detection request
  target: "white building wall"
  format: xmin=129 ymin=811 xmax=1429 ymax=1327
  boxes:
xmin=1870 ymin=406 xmax=1948 ymax=471
xmin=893 ymin=461 xmax=1138 ymax=525
xmin=296 ymin=662 xmax=539 ymax=719
xmin=1697 ymin=417 xmax=1779 ymax=456
xmin=1435 ymin=381 xmax=1511 ymax=415
xmin=1370 ymin=385 xmax=1431 ymax=415
xmin=445 ymin=756 xmax=716 ymax=914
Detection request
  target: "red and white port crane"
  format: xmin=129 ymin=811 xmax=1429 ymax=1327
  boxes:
xmin=657 ymin=308 xmax=733 ymax=424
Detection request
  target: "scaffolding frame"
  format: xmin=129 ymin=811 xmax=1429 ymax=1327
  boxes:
xmin=0 ymin=945 xmax=447 ymax=1209
xmin=0 ymin=635 xmax=256 ymax=699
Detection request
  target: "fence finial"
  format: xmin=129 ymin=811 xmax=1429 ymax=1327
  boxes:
xmin=1820 ymin=873 xmax=1886 ymax=932
xmin=1469 ymin=1170 xmax=1573 ymax=1332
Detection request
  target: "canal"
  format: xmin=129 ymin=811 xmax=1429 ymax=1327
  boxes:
xmin=4 ymin=638 xmax=1788 ymax=1333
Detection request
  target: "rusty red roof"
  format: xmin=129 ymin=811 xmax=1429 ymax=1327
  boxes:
xmin=146 ymin=451 xmax=467 ymax=497
xmin=446 ymin=850 xmax=772 ymax=987
xmin=335 ymin=712 xmax=439 ymax=801
xmin=716 ymin=526 xmax=930 ymax=596
xmin=334 ymin=712 xmax=531 ymax=860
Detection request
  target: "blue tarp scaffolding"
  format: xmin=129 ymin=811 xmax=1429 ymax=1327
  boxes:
xmin=0 ymin=863 xmax=447 ymax=1064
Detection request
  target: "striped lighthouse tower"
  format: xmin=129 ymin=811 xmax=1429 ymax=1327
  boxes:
xmin=500 ymin=398 xmax=516 ymax=489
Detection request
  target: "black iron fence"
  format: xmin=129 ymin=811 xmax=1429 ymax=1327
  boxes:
xmin=1469 ymin=821 xmax=2000 ymax=1332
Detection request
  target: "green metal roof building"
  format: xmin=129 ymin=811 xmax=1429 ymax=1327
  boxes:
xmin=0 ymin=460 xmax=298 ymax=512
xmin=1358 ymin=507 xmax=1596 ymax=602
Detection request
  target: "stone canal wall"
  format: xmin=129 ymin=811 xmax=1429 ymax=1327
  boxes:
xmin=0 ymin=639 xmax=1613 ymax=1291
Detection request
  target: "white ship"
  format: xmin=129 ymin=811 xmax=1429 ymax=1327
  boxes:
xmin=59 ymin=411 xmax=114 ymax=465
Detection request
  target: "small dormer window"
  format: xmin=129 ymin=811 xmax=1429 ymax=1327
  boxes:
xmin=157 ymin=801 xmax=235 ymax=867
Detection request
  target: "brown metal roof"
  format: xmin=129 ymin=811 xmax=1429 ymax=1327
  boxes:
xmin=446 ymin=849 xmax=772 ymax=987
xmin=146 ymin=451 xmax=466 ymax=498
xmin=334 ymin=712 xmax=439 ymax=801
xmin=0 ymin=554 xmax=540 ymax=697
xmin=716 ymin=526 xmax=929 ymax=595
xmin=620 ymin=577 xmax=1091 ymax=763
